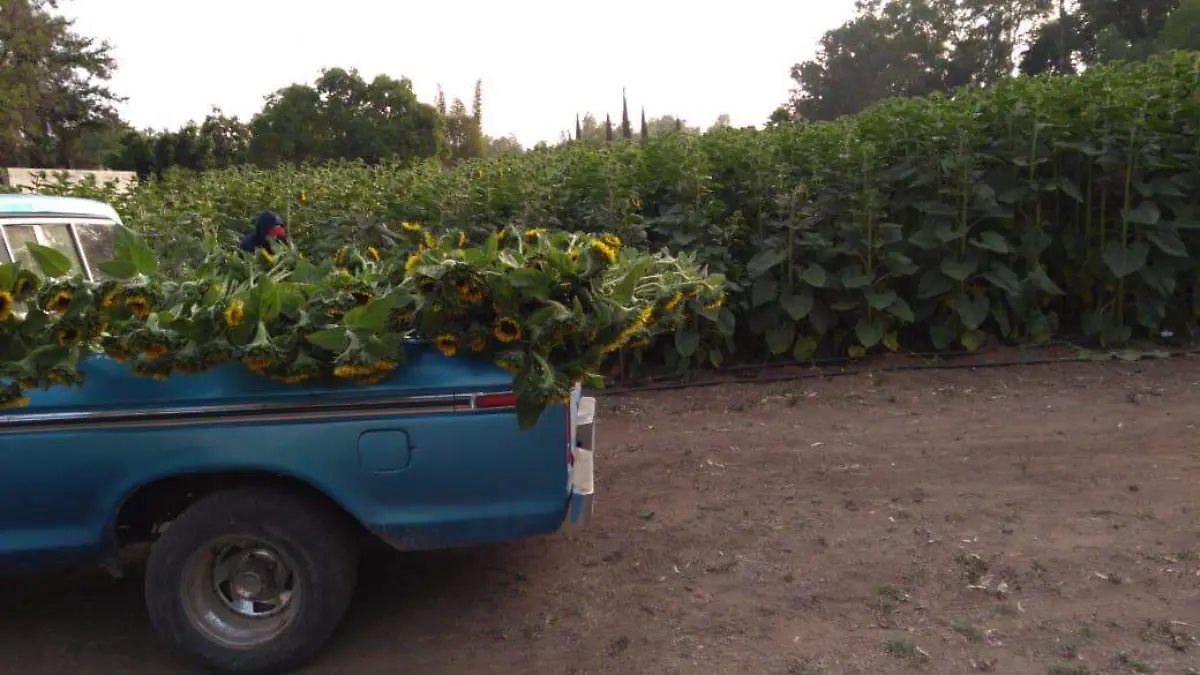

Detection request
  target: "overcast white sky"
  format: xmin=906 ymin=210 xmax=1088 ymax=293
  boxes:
xmin=61 ymin=0 xmax=857 ymax=148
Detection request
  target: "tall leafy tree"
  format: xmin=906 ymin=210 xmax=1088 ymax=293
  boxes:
xmin=785 ymin=0 xmax=960 ymax=121
xmin=199 ymin=107 xmax=251 ymax=170
xmin=1155 ymin=0 xmax=1200 ymax=50
xmin=248 ymin=67 xmax=443 ymax=167
xmin=0 ymin=0 xmax=123 ymax=167
xmin=784 ymin=0 xmax=1058 ymax=121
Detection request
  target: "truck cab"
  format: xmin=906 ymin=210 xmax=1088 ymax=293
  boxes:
xmin=0 ymin=193 xmax=122 ymax=280
xmin=0 ymin=195 xmax=598 ymax=674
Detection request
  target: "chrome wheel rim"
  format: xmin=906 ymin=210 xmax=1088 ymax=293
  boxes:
xmin=180 ymin=535 xmax=302 ymax=649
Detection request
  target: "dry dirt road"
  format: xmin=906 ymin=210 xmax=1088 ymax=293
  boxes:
xmin=1 ymin=358 xmax=1198 ymax=674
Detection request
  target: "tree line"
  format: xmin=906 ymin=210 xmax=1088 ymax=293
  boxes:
xmin=4 ymin=0 xmax=1200 ymax=178
xmin=777 ymin=0 xmax=1200 ymax=123
xmin=0 ymin=0 xmax=523 ymax=177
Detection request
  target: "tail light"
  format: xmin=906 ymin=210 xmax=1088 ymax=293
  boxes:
xmin=474 ymin=392 xmax=516 ymax=409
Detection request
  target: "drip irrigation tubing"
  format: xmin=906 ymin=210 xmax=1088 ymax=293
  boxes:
xmin=596 ymin=345 xmax=1200 ymax=397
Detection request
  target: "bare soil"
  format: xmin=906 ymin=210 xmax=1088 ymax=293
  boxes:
xmin=2 ymin=357 xmax=1199 ymax=674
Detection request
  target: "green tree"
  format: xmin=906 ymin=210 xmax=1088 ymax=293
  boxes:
xmin=199 ymin=107 xmax=251 ymax=170
xmin=485 ymin=134 xmax=523 ymax=156
xmin=248 ymin=67 xmax=443 ymax=167
xmin=784 ymin=0 xmax=1059 ymax=120
xmin=1155 ymin=0 xmax=1200 ymax=50
xmin=0 ymin=0 xmax=123 ymax=167
xmin=442 ymin=80 xmax=484 ymax=162
xmin=785 ymin=1 xmax=959 ymax=121
xmin=1022 ymin=0 xmax=1183 ymax=74
xmin=74 ymin=119 xmax=132 ymax=169
xmin=110 ymin=129 xmax=155 ymax=180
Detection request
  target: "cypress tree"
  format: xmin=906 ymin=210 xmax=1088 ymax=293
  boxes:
xmin=605 ymin=114 xmax=614 ymax=142
xmin=640 ymin=107 xmax=648 ymax=144
xmin=621 ymin=88 xmax=632 ymax=140
xmin=575 ymin=114 xmax=582 ymax=142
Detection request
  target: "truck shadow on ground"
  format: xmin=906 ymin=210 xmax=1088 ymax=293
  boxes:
xmin=0 ymin=542 xmax=530 ymax=674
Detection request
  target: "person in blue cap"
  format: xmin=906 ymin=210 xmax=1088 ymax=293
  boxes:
xmin=239 ymin=210 xmax=288 ymax=254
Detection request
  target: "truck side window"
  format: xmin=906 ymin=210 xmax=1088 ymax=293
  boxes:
xmin=38 ymin=223 xmax=85 ymax=277
xmin=75 ymin=223 xmax=116 ymax=279
xmin=4 ymin=224 xmax=38 ymax=271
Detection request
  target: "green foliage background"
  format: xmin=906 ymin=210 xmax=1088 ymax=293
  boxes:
xmin=35 ymin=53 xmax=1200 ymax=371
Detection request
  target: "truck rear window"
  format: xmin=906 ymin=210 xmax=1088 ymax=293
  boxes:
xmin=36 ymin=224 xmax=86 ymax=277
xmin=75 ymin=223 xmax=116 ymax=278
xmin=0 ymin=220 xmax=114 ymax=280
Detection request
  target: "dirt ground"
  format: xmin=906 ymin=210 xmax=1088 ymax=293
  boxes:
xmin=2 ymin=356 xmax=1199 ymax=674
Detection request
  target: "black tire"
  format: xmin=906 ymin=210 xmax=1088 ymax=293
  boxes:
xmin=144 ymin=487 xmax=359 ymax=674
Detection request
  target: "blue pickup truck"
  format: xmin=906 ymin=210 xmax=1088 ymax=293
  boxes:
xmin=0 ymin=195 xmax=598 ymax=674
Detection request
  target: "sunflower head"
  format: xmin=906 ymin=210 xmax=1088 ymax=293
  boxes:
xmin=401 ymin=222 xmax=422 ymax=233
xmin=367 ymin=246 xmax=381 ymax=262
xmin=100 ymin=284 xmax=122 ymax=308
xmin=124 ymin=295 xmax=152 ymax=320
xmin=223 ymin=301 xmax=245 ymax=328
xmin=351 ymin=290 xmax=375 ymax=306
xmin=454 ymin=279 xmax=483 ymax=303
xmin=589 ymin=239 xmax=617 ymax=265
xmin=0 ymin=291 xmax=13 ymax=322
xmin=469 ymin=335 xmax=488 ymax=352
xmin=54 ymin=325 xmax=82 ymax=346
xmin=44 ymin=289 xmax=72 ymax=314
xmin=334 ymin=363 xmax=373 ymax=379
xmin=143 ymin=343 xmax=169 ymax=359
xmin=12 ymin=272 xmax=39 ymax=300
xmin=435 ymin=334 xmax=459 ymax=357
xmin=241 ymin=356 xmax=274 ymax=375
xmin=0 ymin=384 xmax=30 ymax=410
xmin=456 ymin=232 xmax=467 ymax=248
xmin=494 ymin=316 xmax=522 ymax=343
xmin=601 ymin=233 xmax=622 ymax=248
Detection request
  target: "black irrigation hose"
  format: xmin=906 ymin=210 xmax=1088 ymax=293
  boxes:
xmin=604 ymin=339 xmax=1093 ymax=391
xmin=606 ymin=337 xmax=1102 ymax=391
xmin=597 ymin=347 xmax=1200 ymax=397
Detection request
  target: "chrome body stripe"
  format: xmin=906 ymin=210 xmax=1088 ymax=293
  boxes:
xmin=0 ymin=391 xmax=516 ymax=435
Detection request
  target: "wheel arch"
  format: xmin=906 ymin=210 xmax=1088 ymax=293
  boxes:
xmin=112 ymin=469 xmax=368 ymax=548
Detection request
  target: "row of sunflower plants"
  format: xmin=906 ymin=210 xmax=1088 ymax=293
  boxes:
xmin=27 ymin=52 xmax=1200 ymax=371
xmin=0 ymin=221 xmax=724 ymax=428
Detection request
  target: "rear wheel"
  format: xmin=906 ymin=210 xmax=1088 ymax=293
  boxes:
xmin=144 ymin=488 xmax=359 ymax=674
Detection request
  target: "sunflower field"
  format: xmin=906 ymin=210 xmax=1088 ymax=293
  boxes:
xmin=19 ymin=51 xmax=1200 ymax=384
